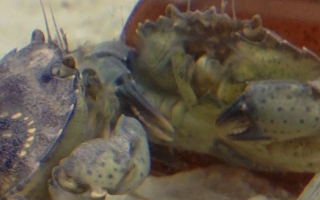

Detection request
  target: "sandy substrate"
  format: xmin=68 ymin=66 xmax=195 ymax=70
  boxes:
xmin=0 ymin=0 xmax=137 ymax=56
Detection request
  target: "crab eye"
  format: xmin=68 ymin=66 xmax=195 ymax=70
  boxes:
xmin=62 ymin=55 xmax=76 ymax=69
xmin=51 ymin=56 xmax=77 ymax=78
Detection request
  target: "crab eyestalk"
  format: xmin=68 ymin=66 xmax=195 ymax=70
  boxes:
xmin=216 ymin=80 xmax=320 ymax=142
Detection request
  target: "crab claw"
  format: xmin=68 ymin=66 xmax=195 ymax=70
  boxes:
xmin=216 ymin=80 xmax=320 ymax=141
xmin=76 ymin=41 xmax=174 ymax=142
xmin=115 ymin=73 xmax=174 ymax=141
xmin=215 ymin=94 xmax=271 ymax=141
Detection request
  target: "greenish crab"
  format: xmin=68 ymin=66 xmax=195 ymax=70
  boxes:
xmin=119 ymin=0 xmax=320 ymax=199
xmin=125 ymin=1 xmax=320 ymax=173
xmin=3 ymin=0 xmax=320 ymax=199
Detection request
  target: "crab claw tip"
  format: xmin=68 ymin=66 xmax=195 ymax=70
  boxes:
xmin=216 ymin=95 xmax=248 ymax=126
xmin=115 ymin=77 xmax=173 ymax=141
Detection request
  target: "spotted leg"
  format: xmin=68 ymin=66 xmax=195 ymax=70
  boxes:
xmin=297 ymin=172 xmax=320 ymax=200
xmin=216 ymin=79 xmax=320 ymax=141
xmin=49 ymin=115 xmax=150 ymax=199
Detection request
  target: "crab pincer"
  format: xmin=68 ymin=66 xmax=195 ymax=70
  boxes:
xmin=216 ymin=79 xmax=320 ymax=142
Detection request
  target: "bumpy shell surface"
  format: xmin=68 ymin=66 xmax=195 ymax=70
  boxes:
xmin=0 ymin=34 xmax=79 ymax=198
xmin=121 ymin=1 xmax=320 ymax=197
xmin=126 ymin=0 xmax=320 ymax=171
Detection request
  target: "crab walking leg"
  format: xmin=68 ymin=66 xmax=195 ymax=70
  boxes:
xmin=298 ymin=172 xmax=320 ymax=200
xmin=50 ymin=115 xmax=150 ymax=199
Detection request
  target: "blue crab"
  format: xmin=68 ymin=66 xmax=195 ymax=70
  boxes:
xmin=0 ymin=2 xmax=173 ymax=199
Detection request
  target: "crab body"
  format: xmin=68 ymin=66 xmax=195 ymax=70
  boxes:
xmin=121 ymin=0 xmax=320 ymax=174
xmin=0 ymin=25 xmax=161 ymax=199
xmin=56 ymin=0 xmax=320 ymax=198
xmin=0 ymin=30 xmax=90 ymax=199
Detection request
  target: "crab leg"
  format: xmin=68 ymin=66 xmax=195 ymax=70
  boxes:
xmin=50 ymin=115 xmax=150 ymax=200
xmin=298 ymin=171 xmax=320 ymax=200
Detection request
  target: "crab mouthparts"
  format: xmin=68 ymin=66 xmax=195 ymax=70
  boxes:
xmin=115 ymin=80 xmax=174 ymax=141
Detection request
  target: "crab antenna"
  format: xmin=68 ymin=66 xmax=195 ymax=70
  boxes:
xmin=49 ymin=2 xmax=64 ymax=51
xmin=40 ymin=0 xmax=52 ymax=42
xmin=60 ymin=28 xmax=69 ymax=54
